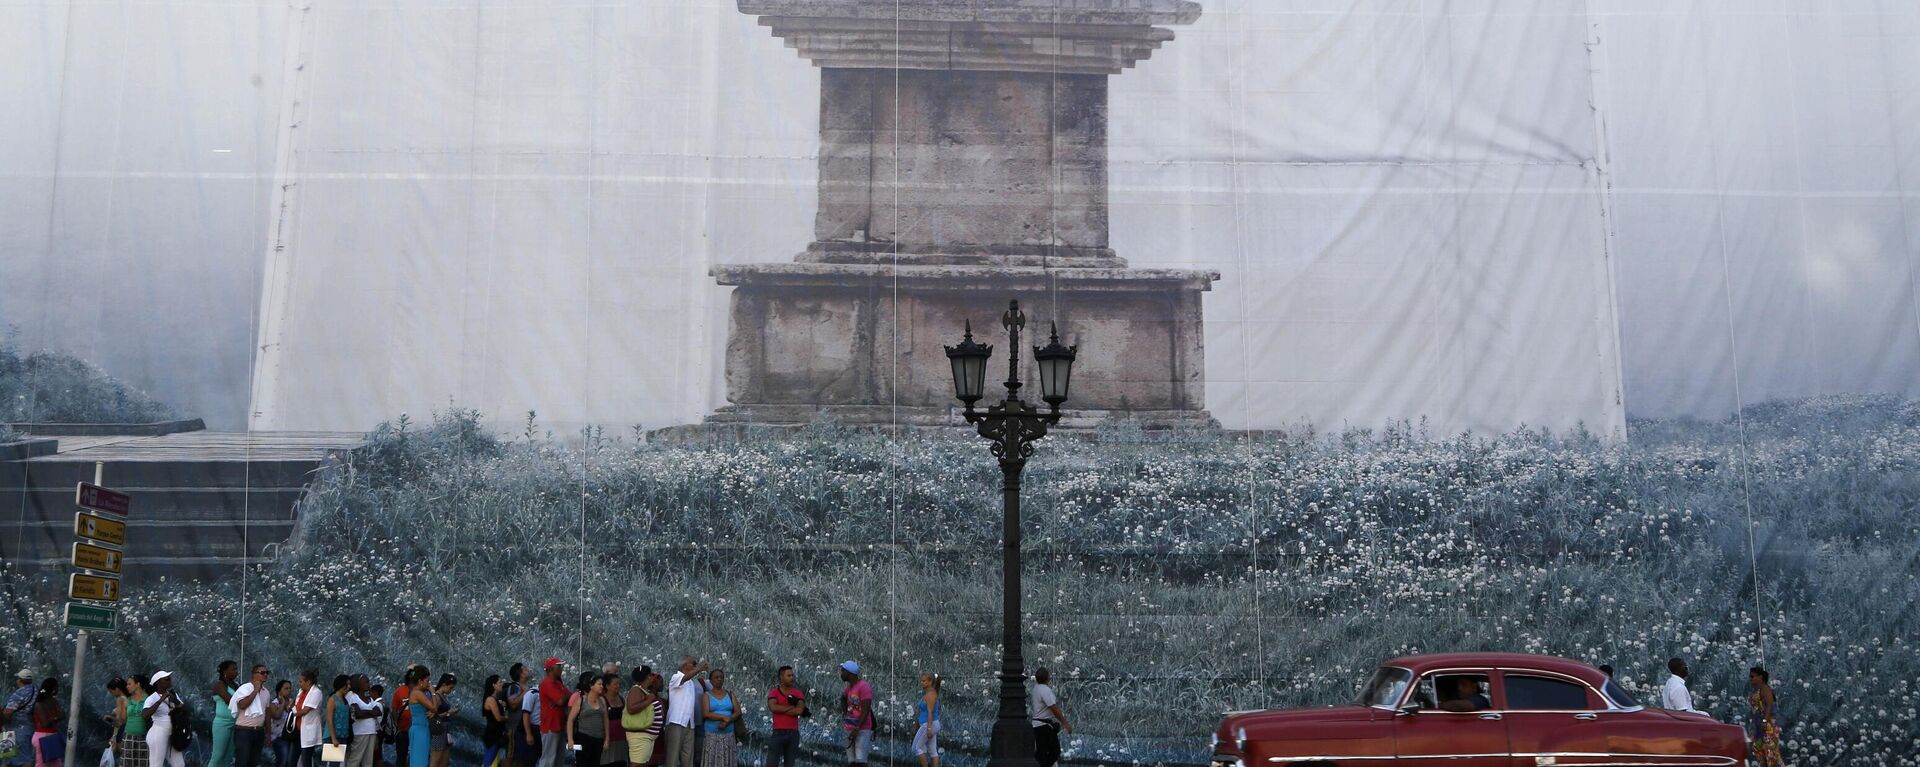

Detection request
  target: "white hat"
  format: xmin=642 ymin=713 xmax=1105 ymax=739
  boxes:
xmin=150 ymin=671 xmax=172 ymax=685
xmin=13 ymin=669 xmax=30 ymax=681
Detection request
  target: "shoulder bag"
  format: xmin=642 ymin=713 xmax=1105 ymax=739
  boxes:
xmin=169 ymin=699 xmax=194 ymax=751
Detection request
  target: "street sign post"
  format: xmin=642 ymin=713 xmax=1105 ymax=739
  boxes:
xmin=63 ymin=603 xmax=118 ymax=632
xmin=73 ymin=513 xmax=126 ymax=546
xmin=69 ymin=573 xmax=121 ymax=602
xmin=75 ymin=482 xmax=131 ymax=517
xmin=66 ymin=466 xmax=128 ymax=751
xmin=71 ymin=542 xmax=123 ymax=574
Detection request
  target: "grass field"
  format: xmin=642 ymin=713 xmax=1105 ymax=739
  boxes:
xmin=4 ymin=397 xmax=1918 ymax=765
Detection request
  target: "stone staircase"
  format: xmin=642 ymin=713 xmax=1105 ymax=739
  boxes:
xmin=0 ymin=430 xmax=366 ymax=597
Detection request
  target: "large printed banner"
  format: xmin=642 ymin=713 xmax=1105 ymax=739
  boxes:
xmin=2 ymin=2 xmax=1919 ymax=766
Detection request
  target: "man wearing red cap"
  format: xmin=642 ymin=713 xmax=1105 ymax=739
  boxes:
xmin=536 ymin=659 xmax=568 ymax=767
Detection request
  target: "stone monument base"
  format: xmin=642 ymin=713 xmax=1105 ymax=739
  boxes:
xmin=709 ymin=262 xmax=1218 ymax=428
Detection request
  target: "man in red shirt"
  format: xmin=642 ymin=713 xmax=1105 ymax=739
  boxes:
xmin=390 ymin=665 xmax=422 ymax=767
xmin=765 ymin=666 xmax=806 ymax=767
xmin=537 ymin=658 xmax=569 ymax=767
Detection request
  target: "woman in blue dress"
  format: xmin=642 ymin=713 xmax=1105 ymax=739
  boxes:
xmin=696 ymin=670 xmax=739 ymax=767
xmin=406 ymin=669 xmax=434 ymax=767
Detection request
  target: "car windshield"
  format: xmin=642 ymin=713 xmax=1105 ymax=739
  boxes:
xmin=1356 ymin=667 xmax=1413 ymax=708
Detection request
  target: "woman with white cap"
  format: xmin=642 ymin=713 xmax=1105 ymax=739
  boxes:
xmin=142 ymin=672 xmax=187 ymax=767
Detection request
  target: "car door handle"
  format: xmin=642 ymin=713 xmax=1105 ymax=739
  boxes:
xmin=1478 ymin=713 xmax=1502 ymax=721
xmin=1574 ymin=713 xmax=1597 ymax=720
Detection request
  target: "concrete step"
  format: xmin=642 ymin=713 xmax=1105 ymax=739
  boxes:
xmin=2 ymin=552 xmax=277 ymax=602
xmin=0 ymin=431 xmax=364 ymax=584
xmin=0 ymin=487 xmax=308 ymax=523
xmin=0 ymin=458 xmax=328 ymax=488
xmin=1 ymin=519 xmax=298 ymax=560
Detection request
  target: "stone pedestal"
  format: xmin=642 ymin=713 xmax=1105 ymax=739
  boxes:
xmin=714 ymin=0 xmax=1213 ymax=428
xmin=710 ymin=264 xmax=1216 ymax=427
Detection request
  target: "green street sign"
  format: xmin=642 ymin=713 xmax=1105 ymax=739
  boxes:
xmin=63 ymin=603 xmax=119 ymax=632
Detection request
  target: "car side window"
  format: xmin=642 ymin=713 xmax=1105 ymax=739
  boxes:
xmin=1414 ymin=673 xmax=1491 ymax=712
xmin=1503 ymin=675 xmax=1593 ymax=710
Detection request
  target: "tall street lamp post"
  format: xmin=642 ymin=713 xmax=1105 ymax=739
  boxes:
xmin=945 ymin=299 xmax=1078 ymax=767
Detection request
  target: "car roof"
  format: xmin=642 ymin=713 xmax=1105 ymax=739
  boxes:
xmin=1381 ymin=653 xmax=1606 ymax=685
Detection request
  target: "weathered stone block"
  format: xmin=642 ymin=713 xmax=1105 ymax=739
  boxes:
xmin=712 ymin=263 xmax=1216 ymax=426
xmin=716 ymin=0 xmax=1212 ymax=427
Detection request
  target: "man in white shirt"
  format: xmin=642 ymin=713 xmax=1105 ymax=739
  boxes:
xmin=1660 ymin=657 xmax=1697 ymax=712
xmin=519 ymin=683 xmax=542 ymax=767
xmin=662 ymin=656 xmax=708 ymax=767
xmin=345 ymin=675 xmax=382 ymax=767
xmin=1029 ymin=668 xmax=1070 ymax=767
xmin=230 ymin=664 xmax=272 ymax=767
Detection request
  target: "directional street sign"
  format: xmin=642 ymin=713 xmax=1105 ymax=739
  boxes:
xmin=73 ymin=513 xmax=126 ymax=547
xmin=71 ymin=542 xmax=123 ymax=574
xmin=76 ymin=483 xmax=131 ymax=517
xmin=68 ymin=573 xmax=121 ymax=602
xmin=63 ymin=603 xmax=118 ymax=632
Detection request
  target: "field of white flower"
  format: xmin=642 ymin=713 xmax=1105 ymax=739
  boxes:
xmin=4 ymin=396 xmax=1918 ymax=766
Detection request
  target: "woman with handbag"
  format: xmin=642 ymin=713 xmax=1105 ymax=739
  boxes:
xmin=620 ymin=671 xmax=661 ymax=767
xmin=564 ymin=674 xmax=607 ymax=767
xmin=141 ymin=673 xmax=187 ymax=767
xmin=29 ymin=679 xmax=63 ymax=767
xmin=103 ymin=678 xmax=128 ymax=766
xmin=326 ymin=677 xmax=352 ymax=754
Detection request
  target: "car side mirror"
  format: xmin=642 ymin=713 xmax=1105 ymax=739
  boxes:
xmin=1397 ymin=703 xmax=1421 ymax=716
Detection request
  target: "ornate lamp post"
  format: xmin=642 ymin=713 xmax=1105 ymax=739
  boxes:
xmin=946 ymin=299 xmax=1077 ymax=767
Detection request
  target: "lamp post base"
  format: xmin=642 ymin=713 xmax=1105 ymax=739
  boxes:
xmin=988 ymin=712 xmax=1039 ymax=767
xmin=987 ymin=658 xmax=1037 ymax=767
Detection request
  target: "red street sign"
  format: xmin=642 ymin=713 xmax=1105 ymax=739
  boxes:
xmin=75 ymin=483 xmax=131 ymax=517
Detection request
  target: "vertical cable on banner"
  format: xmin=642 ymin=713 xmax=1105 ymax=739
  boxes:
xmin=885 ymin=1 xmax=901 ymax=762
xmin=1047 ymin=1 xmax=1061 ymax=331
xmin=578 ymin=0 xmax=603 ymax=671
xmin=236 ymin=0 xmax=258 ymax=664
xmin=1211 ymin=3 xmax=1264 ymax=709
xmin=1685 ymin=0 xmax=1767 ymax=662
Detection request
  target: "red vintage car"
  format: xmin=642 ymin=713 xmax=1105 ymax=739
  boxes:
xmin=1209 ymin=652 xmax=1746 ymax=767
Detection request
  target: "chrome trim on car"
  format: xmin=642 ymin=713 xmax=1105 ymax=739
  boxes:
xmin=1517 ymin=754 xmax=1738 ymax=767
xmin=1261 ymin=754 xmax=1737 ymax=765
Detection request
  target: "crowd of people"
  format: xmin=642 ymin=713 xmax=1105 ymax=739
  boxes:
xmin=6 ymin=655 xmax=1783 ymax=767
xmin=2 ymin=658 xmax=1076 ymax=767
